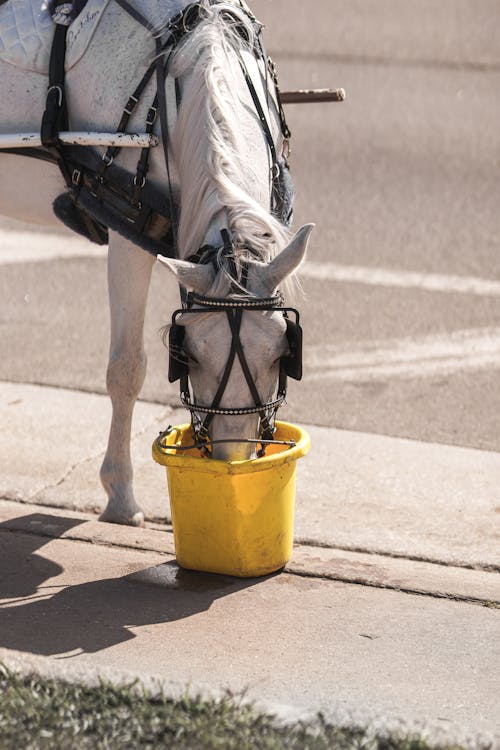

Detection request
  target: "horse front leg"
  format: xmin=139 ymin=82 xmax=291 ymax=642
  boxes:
xmin=100 ymin=233 xmax=155 ymax=526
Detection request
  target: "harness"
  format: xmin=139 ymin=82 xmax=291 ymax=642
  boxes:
xmin=1 ymin=0 xmax=300 ymax=455
xmin=27 ymin=0 xmax=293 ymax=256
xmin=166 ymin=230 xmax=303 ymax=457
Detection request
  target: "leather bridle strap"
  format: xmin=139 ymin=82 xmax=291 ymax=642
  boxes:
xmin=197 ymin=308 xmax=242 ymax=436
xmin=196 ymin=249 xmax=260 ymax=436
xmin=189 ymin=304 xmax=277 ymax=452
xmin=236 ymin=52 xmax=289 ymax=217
xmin=225 ymin=307 xmax=272 ymax=433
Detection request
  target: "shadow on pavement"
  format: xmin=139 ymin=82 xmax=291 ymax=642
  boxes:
xmin=0 ymin=513 xmax=267 ymax=657
xmin=0 ymin=513 xmax=85 ymax=599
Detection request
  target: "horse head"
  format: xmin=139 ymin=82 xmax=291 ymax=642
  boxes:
xmin=158 ymin=224 xmax=313 ymax=460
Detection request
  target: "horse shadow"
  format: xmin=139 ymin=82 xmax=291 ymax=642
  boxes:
xmin=0 ymin=513 xmax=265 ymax=657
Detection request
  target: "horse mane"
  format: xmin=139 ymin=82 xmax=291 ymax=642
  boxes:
xmin=169 ymin=1 xmax=292 ymax=274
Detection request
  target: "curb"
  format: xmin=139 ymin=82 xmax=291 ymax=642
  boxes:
xmin=2 ymin=500 xmax=499 ymax=605
xmin=1 ymin=648 xmax=498 ymax=750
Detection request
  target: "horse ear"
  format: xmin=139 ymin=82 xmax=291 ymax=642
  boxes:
xmin=157 ymin=255 xmax=215 ymax=294
xmin=263 ymin=224 xmax=314 ymax=292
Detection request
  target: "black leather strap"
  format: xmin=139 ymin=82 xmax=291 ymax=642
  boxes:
xmin=199 ymin=308 xmax=242 ymax=434
xmin=113 ymin=0 xmax=151 ymax=29
xmin=40 ymin=23 xmax=69 ymax=147
xmin=226 ymin=308 xmax=264 ymax=410
xmin=94 ymin=58 xmax=157 ymax=184
xmin=237 ymin=55 xmax=278 ymax=170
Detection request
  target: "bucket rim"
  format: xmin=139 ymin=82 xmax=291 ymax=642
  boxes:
xmin=152 ymin=421 xmax=310 ymax=475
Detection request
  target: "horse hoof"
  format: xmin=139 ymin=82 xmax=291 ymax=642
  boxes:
xmin=99 ymin=507 xmax=145 ymax=528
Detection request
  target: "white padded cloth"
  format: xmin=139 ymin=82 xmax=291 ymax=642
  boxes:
xmin=0 ymin=0 xmax=111 ymax=74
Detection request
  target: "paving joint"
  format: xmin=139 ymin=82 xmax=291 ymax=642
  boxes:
xmin=10 ymin=500 xmax=496 ymax=577
xmin=0 ymin=524 xmax=173 ymax=558
xmin=286 ymin=566 xmax=499 ymax=608
xmin=2 ymin=500 xmax=499 ymax=607
xmin=5 ymin=523 xmax=495 ymax=606
xmin=295 ymin=537 xmax=500 ymax=574
xmin=0 ymin=493 xmax=103 ymax=517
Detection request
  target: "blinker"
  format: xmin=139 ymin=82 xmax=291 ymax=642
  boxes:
xmin=168 ymin=323 xmax=188 ymax=383
xmin=281 ymin=318 xmax=302 ymax=381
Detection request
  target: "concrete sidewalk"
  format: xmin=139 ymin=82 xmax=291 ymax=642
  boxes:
xmin=1 ymin=380 xmax=499 ymax=747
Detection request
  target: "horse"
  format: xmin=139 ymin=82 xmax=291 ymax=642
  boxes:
xmin=0 ymin=0 xmax=313 ymax=526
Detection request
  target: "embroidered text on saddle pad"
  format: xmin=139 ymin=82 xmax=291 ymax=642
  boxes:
xmin=0 ymin=0 xmax=110 ymax=73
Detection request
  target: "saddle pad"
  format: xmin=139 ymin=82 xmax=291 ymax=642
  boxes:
xmin=0 ymin=0 xmax=111 ymax=74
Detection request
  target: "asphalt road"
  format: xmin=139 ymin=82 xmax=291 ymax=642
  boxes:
xmin=1 ymin=0 xmax=500 ymax=450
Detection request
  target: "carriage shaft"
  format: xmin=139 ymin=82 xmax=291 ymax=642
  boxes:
xmin=0 ymin=132 xmax=159 ymax=149
xmin=281 ymin=88 xmax=346 ymax=104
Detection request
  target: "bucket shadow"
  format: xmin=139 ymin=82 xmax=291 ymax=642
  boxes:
xmin=0 ymin=514 xmax=272 ymax=657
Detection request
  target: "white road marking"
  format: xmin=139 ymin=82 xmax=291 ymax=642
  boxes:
xmin=2 ymin=229 xmax=500 ymax=383
xmin=300 ymin=262 xmax=500 ymax=297
xmin=0 ymin=230 xmax=107 ymax=264
xmin=305 ymin=328 xmax=500 ymax=382
xmin=3 ymin=230 xmax=500 ymax=301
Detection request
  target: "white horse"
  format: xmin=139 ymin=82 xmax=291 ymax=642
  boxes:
xmin=0 ymin=0 xmax=313 ymax=526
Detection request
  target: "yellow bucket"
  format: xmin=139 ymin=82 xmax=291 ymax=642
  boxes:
xmin=152 ymin=421 xmax=310 ymax=577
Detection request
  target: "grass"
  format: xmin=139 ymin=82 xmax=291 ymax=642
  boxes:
xmin=0 ymin=664 xmax=467 ymax=750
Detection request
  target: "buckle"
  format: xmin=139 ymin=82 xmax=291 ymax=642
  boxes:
xmin=124 ymin=94 xmax=139 ymax=116
xmin=71 ymin=169 xmax=81 ymax=186
xmin=146 ymin=107 xmax=157 ymax=126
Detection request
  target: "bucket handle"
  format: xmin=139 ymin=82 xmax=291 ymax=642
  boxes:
xmin=154 ymin=427 xmax=296 ymax=456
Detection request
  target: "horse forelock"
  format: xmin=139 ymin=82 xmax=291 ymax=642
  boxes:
xmin=169 ymin=1 xmax=293 ymax=279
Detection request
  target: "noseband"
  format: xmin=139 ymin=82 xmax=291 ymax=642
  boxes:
xmin=167 ymin=231 xmax=302 ymax=457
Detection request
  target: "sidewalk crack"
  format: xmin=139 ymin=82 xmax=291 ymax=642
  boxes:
xmin=27 ymin=408 xmax=173 ymax=503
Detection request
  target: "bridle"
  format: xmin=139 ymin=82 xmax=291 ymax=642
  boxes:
xmin=167 ymin=231 xmax=303 ymax=457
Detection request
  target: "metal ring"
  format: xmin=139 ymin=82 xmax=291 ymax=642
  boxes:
xmin=146 ymin=107 xmax=157 ymax=126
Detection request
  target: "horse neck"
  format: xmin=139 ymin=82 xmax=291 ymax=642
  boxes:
xmin=112 ymin=1 xmax=290 ymax=266
xmin=169 ymin=2 xmax=290 ymax=264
